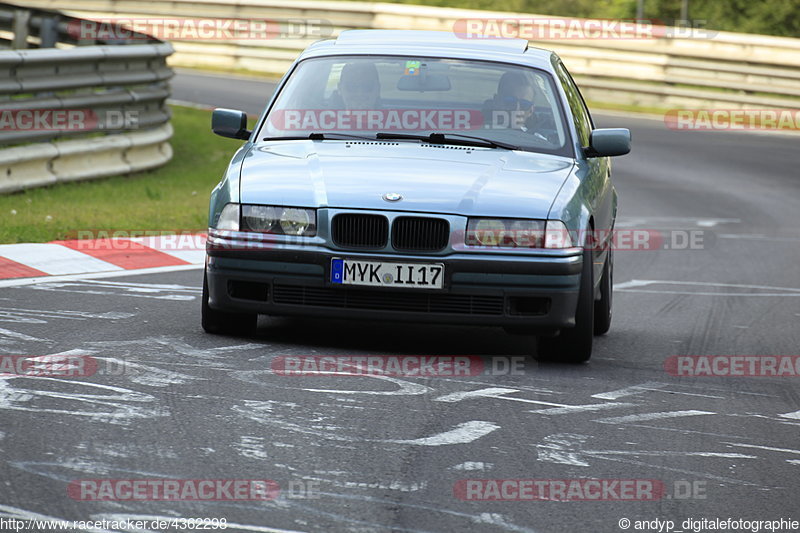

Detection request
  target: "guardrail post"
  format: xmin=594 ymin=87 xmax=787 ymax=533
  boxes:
xmin=39 ymin=15 xmax=60 ymax=48
xmin=11 ymin=9 xmax=30 ymax=49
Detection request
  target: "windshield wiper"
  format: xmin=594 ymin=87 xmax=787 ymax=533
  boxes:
xmin=263 ymin=132 xmax=378 ymax=142
xmin=376 ymin=132 xmax=519 ymax=150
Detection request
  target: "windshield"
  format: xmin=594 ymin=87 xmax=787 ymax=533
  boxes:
xmin=258 ymin=55 xmax=573 ymax=156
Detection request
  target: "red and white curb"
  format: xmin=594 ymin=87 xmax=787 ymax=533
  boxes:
xmin=0 ymin=234 xmax=207 ymax=281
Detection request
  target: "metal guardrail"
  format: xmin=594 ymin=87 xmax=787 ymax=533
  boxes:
xmin=0 ymin=2 xmax=173 ymax=193
xmin=20 ymin=0 xmax=800 ymax=111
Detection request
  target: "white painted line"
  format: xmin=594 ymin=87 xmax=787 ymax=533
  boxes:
xmin=592 ymin=382 xmax=668 ymax=400
xmin=718 ymin=234 xmax=800 ymax=243
xmin=387 ymin=421 xmax=500 ymax=446
xmin=305 ymin=476 xmax=426 ymax=492
xmin=787 ymin=459 xmax=800 ymax=465
xmin=451 ymin=462 xmax=492 ymax=471
xmin=617 ymin=290 xmax=800 ymax=297
xmin=614 ymin=217 xmax=740 ymax=228
xmin=0 ymin=327 xmax=43 ymax=342
xmin=592 ymin=382 xmax=724 ymax=400
xmin=615 ymin=279 xmax=800 ymax=296
xmin=655 ymin=390 xmax=726 ymax=399
xmin=435 ymin=387 xmax=633 ymax=413
xmin=723 ymin=442 xmax=800 ymax=455
xmin=586 ymin=453 xmax=764 ymax=486
xmin=615 ymin=279 xmax=800 ymax=292
xmin=435 ymin=387 xmax=523 ymax=402
xmin=0 ymin=243 xmax=122 ymax=275
xmin=0 ymin=264 xmax=203 ymax=288
xmin=590 ymin=451 xmax=755 ymax=458
xmin=778 ymin=410 xmax=800 ymax=420
xmin=614 ymin=280 xmax=655 ymax=289
xmin=302 ymin=374 xmax=431 ymax=396
xmin=527 ymin=402 xmax=635 ymax=415
xmin=594 ymin=410 xmax=715 ymax=424
xmin=434 ymin=387 xmax=568 ymax=407
xmin=615 ymin=424 xmax=745 ymax=439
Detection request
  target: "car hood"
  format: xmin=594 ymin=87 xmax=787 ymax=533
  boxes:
xmin=239 ymin=140 xmax=574 ymax=218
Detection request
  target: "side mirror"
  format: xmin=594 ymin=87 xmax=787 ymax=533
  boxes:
xmin=585 ymin=128 xmax=631 ymax=157
xmin=212 ymin=108 xmax=250 ymax=140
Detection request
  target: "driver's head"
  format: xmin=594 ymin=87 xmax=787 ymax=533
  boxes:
xmin=496 ymin=72 xmax=535 ymax=121
xmin=338 ymin=63 xmax=380 ymax=109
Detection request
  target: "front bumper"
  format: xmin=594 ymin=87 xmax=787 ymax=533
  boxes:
xmin=205 ymin=237 xmax=583 ymax=331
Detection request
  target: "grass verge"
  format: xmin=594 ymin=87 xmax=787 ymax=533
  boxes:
xmin=0 ymin=105 xmax=247 ymax=244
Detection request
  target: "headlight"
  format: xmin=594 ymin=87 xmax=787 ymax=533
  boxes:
xmin=543 ymin=220 xmax=573 ymax=248
xmin=465 ymin=218 xmax=573 ymax=248
xmin=215 ymin=203 xmax=240 ymax=231
xmin=241 ymin=204 xmax=316 ymax=236
xmin=470 ymin=219 xmax=508 ymax=246
xmin=466 ymin=218 xmax=544 ymax=248
xmin=279 ymin=207 xmax=314 ymax=236
xmin=242 ymin=205 xmax=278 ymax=232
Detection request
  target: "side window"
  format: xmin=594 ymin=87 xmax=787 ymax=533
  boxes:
xmin=555 ymin=60 xmax=592 ymax=148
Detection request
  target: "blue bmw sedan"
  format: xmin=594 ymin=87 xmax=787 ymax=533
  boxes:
xmin=203 ymin=30 xmax=630 ymax=363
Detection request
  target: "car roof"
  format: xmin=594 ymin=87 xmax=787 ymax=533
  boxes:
xmin=300 ymin=30 xmax=557 ymax=71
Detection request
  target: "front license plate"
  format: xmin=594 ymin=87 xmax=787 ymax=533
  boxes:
xmin=331 ymin=258 xmax=444 ymax=289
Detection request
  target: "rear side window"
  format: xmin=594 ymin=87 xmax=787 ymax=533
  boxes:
xmin=554 ymin=60 xmax=593 ymax=148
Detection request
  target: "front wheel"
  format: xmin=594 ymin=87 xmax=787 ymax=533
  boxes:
xmin=536 ymin=247 xmax=594 ymax=363
xmin=201 ymin=269 xmax=257 ymax=335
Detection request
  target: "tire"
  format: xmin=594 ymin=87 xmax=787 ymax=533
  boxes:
xmin=201 ymin=269 xmax=257 ymax=335
xmin=536 ymin=246 xmax=594 ymax=363
xmin=593 ymin=248 xmax=613 ymax=336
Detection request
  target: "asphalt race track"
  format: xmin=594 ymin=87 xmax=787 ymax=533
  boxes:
xmin=0 ymin=69 xmax=798 ymax=532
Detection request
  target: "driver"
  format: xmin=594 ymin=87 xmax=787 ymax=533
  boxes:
xmin=337 ymin=62 xmax=381 ymax=110
xmin=483 ymin=72 xmax=536 ymax=130
xmin=482 ymin=72 xmax=554 ymax=144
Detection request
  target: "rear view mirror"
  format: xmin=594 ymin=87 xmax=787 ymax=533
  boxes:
xmin=397 ymin=73 xmax=451 ymax=92
xmin=212 ymin=108 xmax=250 ymax=140
xmin=585 ymin=128 xmax=631 ymax=157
